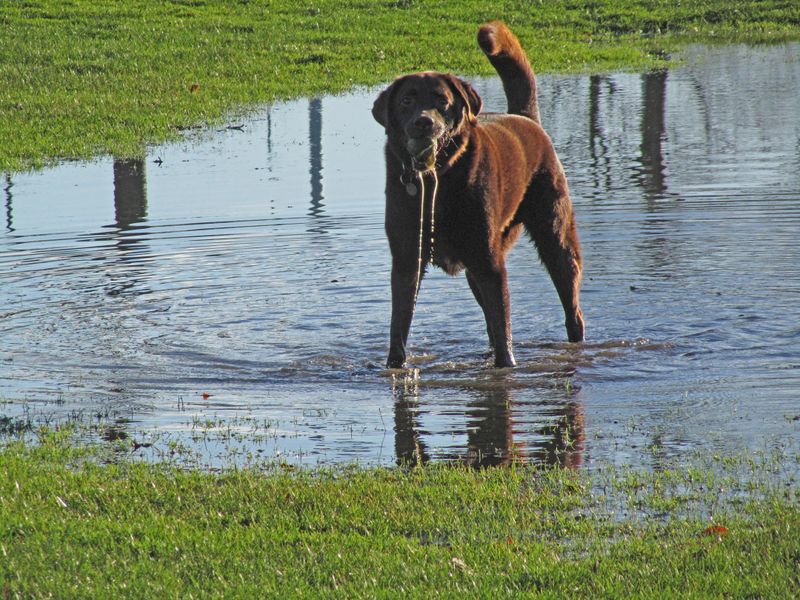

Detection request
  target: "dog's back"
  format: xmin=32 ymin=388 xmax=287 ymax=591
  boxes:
xmin=477 ymin=21 xmax=540 ymax=123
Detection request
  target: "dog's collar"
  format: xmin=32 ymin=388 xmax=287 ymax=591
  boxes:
xmin=399 ymin=166 xmax=422 ymax=196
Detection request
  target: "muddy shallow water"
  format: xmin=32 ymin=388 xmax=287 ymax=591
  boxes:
xmin=2 ymin=45 xmax=799 ymax=468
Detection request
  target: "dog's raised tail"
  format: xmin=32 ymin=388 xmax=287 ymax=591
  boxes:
xmin=477 ymin=21 xmax=540 ymax=123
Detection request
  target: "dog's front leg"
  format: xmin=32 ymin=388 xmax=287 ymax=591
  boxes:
xmin=466 ymin=270 xmax=495 ymax=351
xmin=387 ymin=258 xmax=423 ymax=368
xmin=471 ymin=266 xmax=516 ymax=368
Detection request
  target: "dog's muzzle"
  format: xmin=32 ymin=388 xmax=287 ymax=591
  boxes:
xmin=406 ymin=137 xmax=437 ymax=171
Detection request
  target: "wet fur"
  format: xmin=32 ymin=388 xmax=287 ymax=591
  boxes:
xmin=373 ymin=21 xmax=584 ymax=368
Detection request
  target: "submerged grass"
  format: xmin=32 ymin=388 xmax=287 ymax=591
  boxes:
xmin=2 ymin=0 xmax=799 ymax=171
xmin=1 ymin=428 xmax=798 ymax=597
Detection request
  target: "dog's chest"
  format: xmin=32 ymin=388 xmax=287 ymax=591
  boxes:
xmin=429 ymin=193 xmax=485 ymax=275
xmin=431 ymin=240 xmax=464 ymax=276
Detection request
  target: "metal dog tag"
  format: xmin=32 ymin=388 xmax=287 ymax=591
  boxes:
xmin=405 ymin=181 xmax=418 ymax=196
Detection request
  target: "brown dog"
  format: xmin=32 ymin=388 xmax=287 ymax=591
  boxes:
xmin=373 ymin=21 xmax=584 ymax=368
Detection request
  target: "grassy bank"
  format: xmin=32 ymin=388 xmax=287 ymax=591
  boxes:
xmin=1 ymin=429 xmax=798 ymax=597
xmin=1 ymin=0 xmax=799 ymax=171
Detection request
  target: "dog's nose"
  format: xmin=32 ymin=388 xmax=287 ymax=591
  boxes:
xmin=413 ymin=114 xmax=435 ymax=132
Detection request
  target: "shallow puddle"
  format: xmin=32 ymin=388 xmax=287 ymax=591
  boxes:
xmin=2 ymin=44 xmax=799 ymax=468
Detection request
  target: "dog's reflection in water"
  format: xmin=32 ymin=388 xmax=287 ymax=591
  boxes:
xmin=393 ymin=385 xmax=585 ymax=469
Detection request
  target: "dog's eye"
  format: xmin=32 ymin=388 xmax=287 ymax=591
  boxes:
xmin=399 ymin=95 xmax=414 ymax=107
xmin=437 ymin=98 xmax=450 ymax=110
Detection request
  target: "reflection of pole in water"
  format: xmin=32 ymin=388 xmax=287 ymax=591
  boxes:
xmin=308 ymin=97 xmax=324 ymax=218
xmin=589 ymin=75 xmax=602 ymax=156
xmin=3 ymin=174 xmax=12 ymax=232
xmin=113 ymin=158 xmax=148 ymax=229
xmin=639 ymin=70 xmax=668 ymax=198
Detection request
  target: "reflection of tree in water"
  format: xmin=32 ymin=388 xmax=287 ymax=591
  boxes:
xmin=635 ymin=70 xmax=679 ymax=276
xmin=588 ymin=70 xmax=668 ymax=200
xmin=113 ymin=158 xmax=147 ymax=230
xmin=637 ymin=69 xmax=668 ymax=199
xmin=103 ymin=158 xmax=150 ymax=297
xmin=393 ymin=385 xmax=584 ymax=468
xmin=588 ymin=68 xmax=677 ymax=275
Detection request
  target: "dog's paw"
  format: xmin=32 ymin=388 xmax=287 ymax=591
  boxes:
xmin=567 ymin=311 xmax=585 ymax=343
xmin=493 ymin=350 xmax=516 ymax=369
xmin=386 ymin=355 xmax=406 ymax=369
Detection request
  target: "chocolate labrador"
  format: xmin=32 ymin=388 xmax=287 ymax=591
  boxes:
xmin=373 ymin=21 xmax=584 ymax=368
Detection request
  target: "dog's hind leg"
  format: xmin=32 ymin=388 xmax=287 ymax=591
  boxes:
xmin=467 ymin=266 xmax=516 ymax=368
xmin=521 ymin=174 xmax=585 ymax=343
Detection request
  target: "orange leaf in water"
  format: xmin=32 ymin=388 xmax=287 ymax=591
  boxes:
xmin=704 ymin=524 xmax=728 ymax=537
xmin=201 ymin=392 xmax=211 ymax=400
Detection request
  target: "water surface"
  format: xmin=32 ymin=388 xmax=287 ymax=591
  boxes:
xmin=2 ymin=44 xmax=799 ymax=468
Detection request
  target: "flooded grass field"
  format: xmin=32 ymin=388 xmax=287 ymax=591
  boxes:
xmin=2 ymin=45 xmax=799 ymax=469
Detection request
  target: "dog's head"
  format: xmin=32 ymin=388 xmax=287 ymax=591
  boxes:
xmin=372 ymin=72 xmax=482 ymax=172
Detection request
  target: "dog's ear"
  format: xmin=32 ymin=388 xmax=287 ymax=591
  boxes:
xmin=372 ymin=80 xmax=398 ymax=128
xmin=444 ymin=75 xmax=482 ymax=126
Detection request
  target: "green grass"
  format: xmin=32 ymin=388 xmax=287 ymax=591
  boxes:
xmin=1 ymin=428 xmax=798 ymax=597
xmin=2 ymin=0 xmax=799 ymax=171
